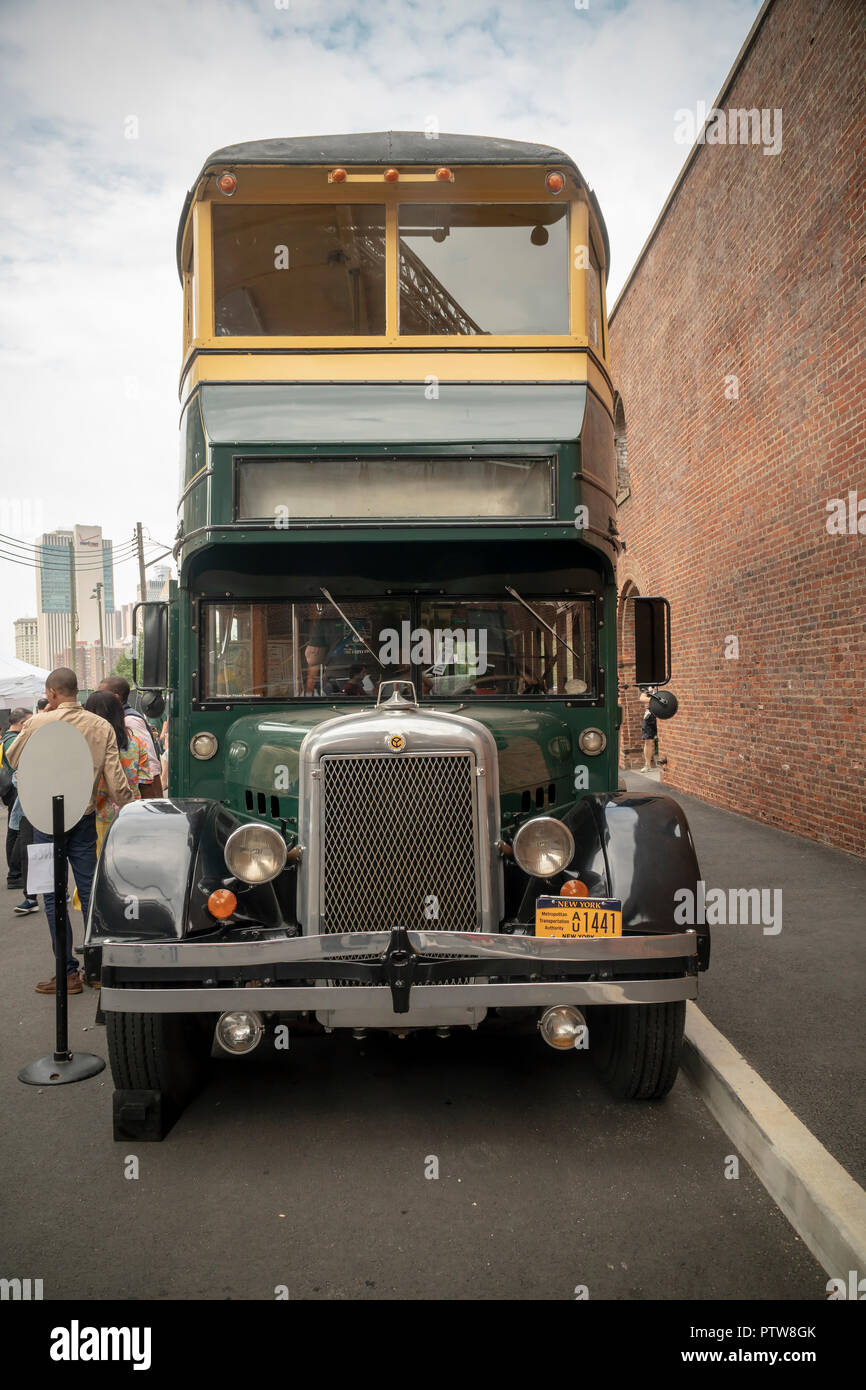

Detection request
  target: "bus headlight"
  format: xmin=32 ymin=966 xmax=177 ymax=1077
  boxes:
xmin=512 ymin=817 xmax=575 ymax=878
xmin=578 ymin=728 xmax=606 ymax=755
xmin=190 ymin=731 xmax=218 ymax=760
xmin=225 ymin=822 xmax=287 ymax=884
xmin=215 ymin=1011 xmax=263 ymax=1054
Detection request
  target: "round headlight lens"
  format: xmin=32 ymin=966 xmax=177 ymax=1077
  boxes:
xmin=512 ymin=816 xmax=575 ymax=878
xmin=190 ymin=731 xmax=218 ymax=760
xmin=225 ymin=822 xmax=287 ymax=884
xmin=578 ymin=728 xmax=607 ymax=755
xmin=215 ymin=1011 xmax=264 ymax=1055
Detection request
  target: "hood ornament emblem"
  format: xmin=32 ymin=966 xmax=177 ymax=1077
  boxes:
xmin=376 ymin=680 xmax=418 ymax=708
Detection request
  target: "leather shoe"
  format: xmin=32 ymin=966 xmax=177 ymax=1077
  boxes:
xmin=35 ymin=973 xmax=83 ymax=995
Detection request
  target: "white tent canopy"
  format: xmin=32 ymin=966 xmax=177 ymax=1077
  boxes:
xmin=0 ymin=653 xmax=51 ymax=708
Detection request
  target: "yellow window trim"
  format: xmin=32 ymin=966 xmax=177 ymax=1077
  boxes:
xmin=178 ymin=346 xmax=615 ymax=406
xmin=186 ymin=176 xmax=611 ymax=368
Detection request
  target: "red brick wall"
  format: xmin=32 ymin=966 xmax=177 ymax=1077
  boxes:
xmin=609 ymin=0 xmax=866 ymax=855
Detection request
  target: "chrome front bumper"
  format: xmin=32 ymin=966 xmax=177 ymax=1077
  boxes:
xmin=98 ymin=929 xmax=699 ymax=1016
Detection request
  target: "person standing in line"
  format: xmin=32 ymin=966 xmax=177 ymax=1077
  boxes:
xmin=9 ymin=698 xmax=49 ymax=915
xmin=3 ymin=708 xmax=30 ymax=888
xmin=84 ymin=691 xmax=148 ymax=853
xmin=159 ymin=715 xmax=169 ymax=789
xmin=5 ymin=668 xmax=134 ymax=994
xmin=98 ymin=676 xmax=163 ymax=797
xmin=639 ymin=689 xmax=658 ymax=775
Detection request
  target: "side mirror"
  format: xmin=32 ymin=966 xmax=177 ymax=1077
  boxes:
xmin=133 ymin=602 xmax=168 ymax=691
xmin=632 ymin=596 xmax=671 ymax=687
xmin=649 ymin=689 xmax=678 ymax=720
xmin=138 ymin=690 xmax=166 ymax=720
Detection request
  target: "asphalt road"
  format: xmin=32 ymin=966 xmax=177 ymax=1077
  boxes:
xmin=626 ymin=770 xmax=866 ymax=1186
xmin=0 ymin=867 xmax=828 ymax=1301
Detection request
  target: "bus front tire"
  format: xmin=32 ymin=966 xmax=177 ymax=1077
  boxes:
xmin=589 ymin=999 xmax=685 ymax=1100
xmin=106 ymin=1009 xmax=215 ymax=1109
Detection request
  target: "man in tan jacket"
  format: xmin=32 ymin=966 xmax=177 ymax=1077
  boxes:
xmin=5 ymin=667 xmax=135 ymax=993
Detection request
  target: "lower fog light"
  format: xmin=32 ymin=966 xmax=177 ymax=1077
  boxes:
xmin=539 ymin=1005 xmax=586 ymax=1050
xmin=215 ymin=1011 xmax=264 ymax=1055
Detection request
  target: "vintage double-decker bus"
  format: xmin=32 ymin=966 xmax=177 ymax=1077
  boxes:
xmin=85 ymin=133 xmax=707 ymax=1138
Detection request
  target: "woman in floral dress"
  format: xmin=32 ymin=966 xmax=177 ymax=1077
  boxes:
xmin=84 ymin=691 xmax=149 ymax=854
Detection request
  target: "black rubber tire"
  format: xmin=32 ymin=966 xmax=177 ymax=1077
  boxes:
xmin=106 ymin=1010 xmax=215 ymax=1107
xmin=588 ymin=1000 xmax=685 ymax=1100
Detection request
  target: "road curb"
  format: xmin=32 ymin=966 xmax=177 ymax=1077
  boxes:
xmin=681 ymin=1002 xmax=866 ymax=1281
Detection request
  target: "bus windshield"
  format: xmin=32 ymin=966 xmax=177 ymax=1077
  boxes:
xmin=213 ymin=204 xmax=387 ymax=336
xmin=202 ymin=596 xmax=594 ymax=701
xmin=210 ymin=202 xmax=569 ymax=338
xmin=398 ymin=204 xmax=569 ymax=335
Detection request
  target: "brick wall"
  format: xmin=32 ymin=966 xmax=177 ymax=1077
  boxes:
xmin=609 ymin=0 xmax=866 ymax=855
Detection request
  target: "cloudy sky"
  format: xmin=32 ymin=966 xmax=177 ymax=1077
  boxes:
xmin=0 ymin=0 xmax=760 ymax=661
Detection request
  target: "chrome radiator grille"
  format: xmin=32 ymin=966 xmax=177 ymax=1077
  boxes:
xmin=320 ymin=752 xmax=479 ymax=934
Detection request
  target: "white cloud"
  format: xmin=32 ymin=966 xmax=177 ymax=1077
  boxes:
xmin=0 ymin=0 xmax=760 ymax=658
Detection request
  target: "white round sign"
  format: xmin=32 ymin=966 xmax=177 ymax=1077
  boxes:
xmin=16 ymin=721 xmax=95 ymax=834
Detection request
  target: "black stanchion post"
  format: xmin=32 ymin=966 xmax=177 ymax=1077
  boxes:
xmin=52 ymin=793 xmax=72 ymax=1064
xmin=18 ymin=790 xmax=106 ymax=1087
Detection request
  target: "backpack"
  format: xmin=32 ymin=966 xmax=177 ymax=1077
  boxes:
xmin=0 ymin=732 xmax=16 ymax=804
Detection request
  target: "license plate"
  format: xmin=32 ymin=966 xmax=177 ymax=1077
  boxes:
xmin=535 ymin=896 xmax=623 ymax=938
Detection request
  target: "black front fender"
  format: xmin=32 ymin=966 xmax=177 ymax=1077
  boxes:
xmin=85 ymin=798 xmax=285 ymax=943
xmin=566 ymin=793 xmax=709 ymax=969
xmin=512 ymin=792 xmax=708 ymax=969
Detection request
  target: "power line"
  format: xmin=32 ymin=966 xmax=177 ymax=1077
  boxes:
xmin=0 ymin=530 xmax=139 ymax=558
xmin=0 ymin=525 xmax=172 ymax=554
xmin=0 ymin=543 xmax=142 ymax=569
xmin=0 ymin=528 xmax=159 ymax=555
xmin=0 ymin=544 xmax=170 ymax=573
xmin=0 ymin=536 xmax=163 ymax=560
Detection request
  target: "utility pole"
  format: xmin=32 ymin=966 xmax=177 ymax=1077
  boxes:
xmin=68 ymin=540 xmax=78 ymax=683
xmin=136 ymin=522 xmax=147 ymax=603
xmin=93 ymin=581 xmax=106 ymax=681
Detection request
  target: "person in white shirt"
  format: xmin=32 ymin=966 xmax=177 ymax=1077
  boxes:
xmin=98 ymin=676 xmax=163 ymax=798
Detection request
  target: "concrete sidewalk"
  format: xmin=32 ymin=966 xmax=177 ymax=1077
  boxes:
xmin=625 ymin=770 xmax=866 ymax=1186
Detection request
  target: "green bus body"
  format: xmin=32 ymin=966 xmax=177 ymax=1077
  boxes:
xmin=89 ymin=136 xmax=705 ymax=1135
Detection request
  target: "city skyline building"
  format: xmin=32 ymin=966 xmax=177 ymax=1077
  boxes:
xmin=13 ymin=616 xmax=39 ymax=666
xmin=35 ymin=524 xmax=116 ymax=678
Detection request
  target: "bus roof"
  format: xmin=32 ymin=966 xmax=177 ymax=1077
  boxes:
xmin=176 ymin=130 xmax=609 ymax=281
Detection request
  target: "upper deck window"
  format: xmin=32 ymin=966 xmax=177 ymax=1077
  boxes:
xmin=398 ymin=203 xmax=568 ymax=335
xmin=587 ymin=238 xmax=603 ymax=353
xmin=212 ymin=204 xmax=386 ymax=336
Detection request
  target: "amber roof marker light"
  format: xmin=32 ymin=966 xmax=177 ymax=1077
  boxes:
xmin=435 ymin=167 xmax=454 ymax=182
xmin=330 ymin=167 xmax=347 ymax=183
xmin=545 ymin=171 xmax=565 ymax=193
xmin=384 ymin=167 xmax=400 ymax=182
xmin=217 ymin=171 xmax=238 ymax=196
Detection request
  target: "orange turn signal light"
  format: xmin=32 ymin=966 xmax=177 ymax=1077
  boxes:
xmin=217 ymin=172 xmax=237 ymax=195
xmin=208 ymin=889 xmax=238 ymax=919
xmin=331 ymin=167 xmax=347 ymax=183
xmin=560 ymin=879 xmax=589 ymax=897
xmin=545 ymin=171 xmax=565 ymax=193
xmin=384 ymin=167 xmax=399 ymax=182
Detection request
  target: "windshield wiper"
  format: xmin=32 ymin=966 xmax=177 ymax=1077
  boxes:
xmin=319 ymin=588 xmax=387 ymax=671
xmin=504 ymin=585 xmax=585 ymax=671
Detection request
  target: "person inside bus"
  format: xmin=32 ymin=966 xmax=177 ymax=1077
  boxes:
xmin=341 ymin=663 xmax=375 ymax=698
xmin=303 ymin=609 xmax=376 ymax=695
